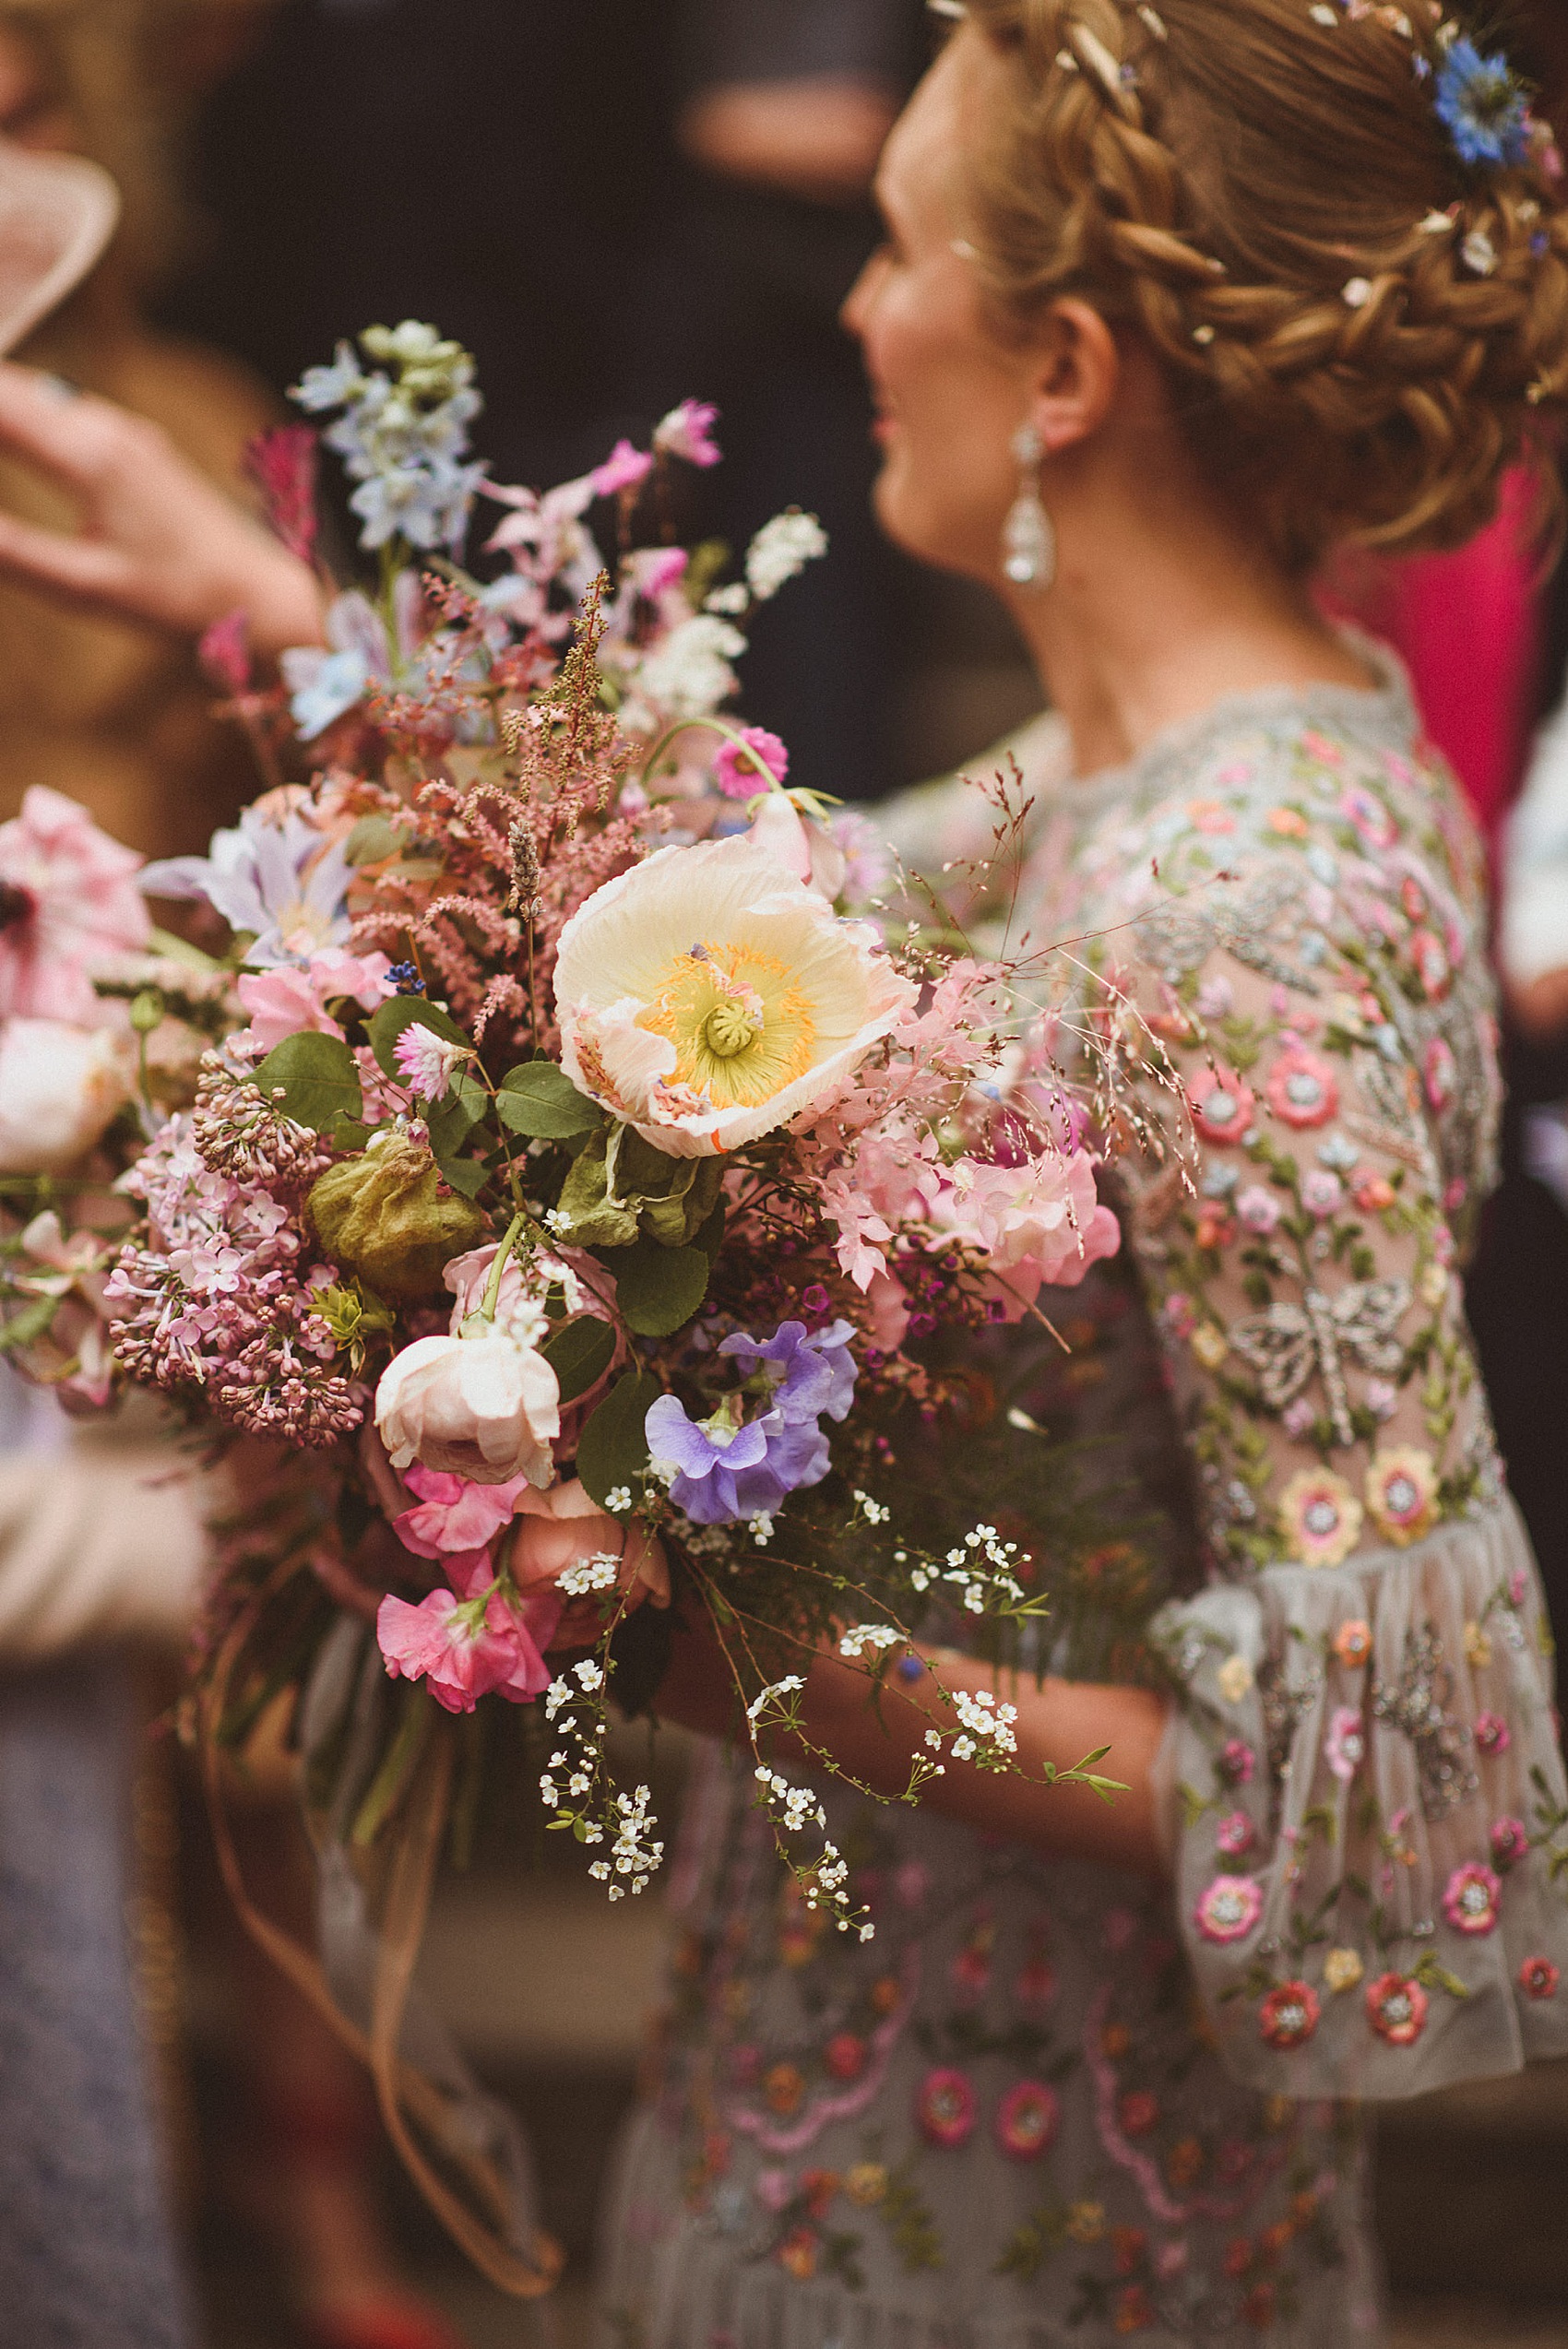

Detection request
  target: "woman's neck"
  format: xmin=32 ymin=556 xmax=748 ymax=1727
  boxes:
xmin=1004 ymin=447 xmax=1377 ymax=783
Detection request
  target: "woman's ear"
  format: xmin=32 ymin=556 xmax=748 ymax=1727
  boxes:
xmin=1026 ymin=298 xmax=1123 ymax=456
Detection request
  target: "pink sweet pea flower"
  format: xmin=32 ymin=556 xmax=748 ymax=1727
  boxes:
xmin=654 ymin=399 xmax=721 ymax=468
xmin=376 ymin=1584 xmax=561 ymax=1714
xmin=393 ymin=1463 xmax=536 ymax=1560
xmin=0 ymin=786 xmax=150 ymax=1023
xmin=236 ymin=947 xmax=395 ymax=1050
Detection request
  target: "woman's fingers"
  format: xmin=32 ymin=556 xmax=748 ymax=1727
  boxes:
xmin=0 ymin=361 xmax=150 ymax=493
xmin=0 ymin=504 xmax=137 ymax=611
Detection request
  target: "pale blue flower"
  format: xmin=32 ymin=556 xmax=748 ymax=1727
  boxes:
xmin=1435 ymin=40 xmax=1531 ymax=170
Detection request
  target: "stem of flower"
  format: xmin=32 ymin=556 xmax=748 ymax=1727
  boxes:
xmin=639 ymin=716 xmax=786 ymax=795
xmin=480 ymin=1212 xmax=529 ymax=1324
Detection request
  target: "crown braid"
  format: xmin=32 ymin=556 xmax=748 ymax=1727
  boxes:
xmin=959 ymin=0 xmax=1568 ymax=568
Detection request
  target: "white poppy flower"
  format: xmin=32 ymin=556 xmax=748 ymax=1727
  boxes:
xmin=553 ymin=836 xmax=915 ymax=1158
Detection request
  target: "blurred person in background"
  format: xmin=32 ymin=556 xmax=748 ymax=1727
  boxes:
xmin=0 ymin=9 xmax=466 ymax=2345
xmin=631 ymin=0 xmax=931 ymax=802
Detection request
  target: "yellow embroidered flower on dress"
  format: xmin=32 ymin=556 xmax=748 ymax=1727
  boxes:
xmin=1324 ymin=1947 xmax=1365 ymax=1995
xmin=1465 ymin=1620 xmax=1494 ymax=1670
xmin=1276 ymin=1467 xmax=1364 ymax=1569
xmin=1218 ymin=1654 xmax=1254 ymax=1704
xmin=1365 ymin=1447 xmax=1438 ymax=1546
xmin=1420 ymin=1262 xmax=1451 ymax=1311
xmin=1192 ymin=1323 xmax=1229 ymax=1370
xmin=1065 ymin=2201 xmax=1107 ymax=2245
xmin=845 ymin=2163 xmax=888 ymax=2207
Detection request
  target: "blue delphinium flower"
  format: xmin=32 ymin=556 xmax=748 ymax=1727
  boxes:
xmin=645 ymin=1392 xmax=829 ymax=1527
xmin=291 ymin=321 xmax=485 ymax=555
xmin=1434 ymin=39 xmax=1531 ymax=170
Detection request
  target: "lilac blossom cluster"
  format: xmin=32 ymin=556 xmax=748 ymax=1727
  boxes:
xmin=106 ymin=1116 xmax=362 ymax=1446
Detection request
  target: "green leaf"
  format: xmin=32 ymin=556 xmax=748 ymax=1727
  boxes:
xmin=367 ymin=995 xmax=472 ymax=1085
xmin=611 ymin=1239 xmax=709 ymax=1337
xmin=255 ymin=1032 xmax=363 ymax=1134
xmin=434 ymin=1154 xmax=489 ymax=1201
xmin=496 ymin=1062 xmax=604 ymax=1140
xmin=426 ymin=1074 xmax=487 ymax=1162
xmin=343 ymin=813 xmax=410 ymax=866
xmin=576 ymin=1370 xmax=661 ymax=1510
xmin=555 ymin=1132 xmax=640 ymax=1249
xmin=542 ymin=1315 xmax=618 ymax=1405
xmin=0 ymin=1293 xmax=58 ymax=1352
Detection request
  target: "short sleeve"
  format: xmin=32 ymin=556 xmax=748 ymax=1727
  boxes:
xmin=1072 ymin=713 xmax=1568 ymax=2098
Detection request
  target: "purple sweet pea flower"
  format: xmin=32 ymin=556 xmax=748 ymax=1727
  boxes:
xmin=719 ymin=1319 xmax=858 ymax=1425
xmin=646 ymin=1389 xmax=832 ymax=1526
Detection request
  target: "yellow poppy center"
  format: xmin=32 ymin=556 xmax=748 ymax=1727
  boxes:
xmin=639 ymin=941 xmax=817 ymax=1109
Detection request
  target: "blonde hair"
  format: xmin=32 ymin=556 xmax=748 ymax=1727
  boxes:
xmin=960 ymin=0 xmax=1568 ymax=570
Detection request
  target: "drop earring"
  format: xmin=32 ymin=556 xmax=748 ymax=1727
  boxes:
xmin=1002 ymin=421 xmax=1055 ymax=590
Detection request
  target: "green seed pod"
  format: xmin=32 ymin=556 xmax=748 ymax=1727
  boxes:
xmin=306 ymin=1132 xmax=489 ymax=1300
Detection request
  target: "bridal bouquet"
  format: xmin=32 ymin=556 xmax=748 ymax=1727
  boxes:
xmin=4 ymin=325 xmax=1134 ymax=1934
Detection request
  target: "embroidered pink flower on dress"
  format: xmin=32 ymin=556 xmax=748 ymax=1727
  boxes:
xmin=1220 ymin=1738 xmax=1256 ymax=1785
xmin=1325 ymin=1706 xmax=1367 ymax=1784
xmin=1475 ymin=1710 xmax=1512 ymax=1757
xmin=1301 ymin=1169 xmax=1344 ymax=1219
xmin=1443 ymin=1863 xmax=1503 ymax=1936
xmin=1333 ymin=1619 xmax=1373 ymax=1669
xmin=1259 ymin=1980 xmax=1320 ymax=2049
xmin=1187 ymin=1069 xmax=1255 ymax=1145
xmin=916 ymin=2068 xmax=976 ymax=2149
xmin=1265 ymin=1048 xmax=1339 ymax=1130
xmin=995 ymin=2081 xmax=1058 ymax=2160
xmin=1424 ymin=1036 xmax=1457 ymax=1110
xmin=1366 ymin=1973 xmax=1428 ymax=2046
xmin=0 ymin=785 xmax=151 ymax=1023
xmin=1236 ymin=1184 xmax=1282 ymax=1235
xmin=1338 ymin=783 xmax=1396 ymax=848
xmin=1364 ymin=1448 xmax=1438 ymax=1547
xmin=1409 ymin=929 xmax=1452 ymax=1002
xmin=1117 ymin=2090 xmax=1158 ymax=2139
xmin=1216 ymin=1811 xmax=1256 ymax=1858
xmin=824 ymin=2033 xmax=866 ymax=2082
xmin=1491 ymin=1818 xmax=1529 ymax=1870
xmin=1277 ymin=1468 xmax=1362 ymax=1567
xmin=1194 ymin=1875 xmax=1264 ymax=1944
xmin=1519 ymin=1956 xmax=1560 ymax=2000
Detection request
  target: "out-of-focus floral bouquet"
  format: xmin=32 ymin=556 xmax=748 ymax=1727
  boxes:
xmin=0 ymin=326 xmax=1151 ymax=2272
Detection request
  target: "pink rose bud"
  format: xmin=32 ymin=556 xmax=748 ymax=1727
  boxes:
xmin=374 ymin=1330 xmax=561 ymax=1488
xmin=0 ymin=1017 xmax=131 ymax=1173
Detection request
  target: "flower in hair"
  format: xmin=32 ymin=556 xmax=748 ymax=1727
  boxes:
xmin=1434 ymin=40 xmax=1531 ymax=171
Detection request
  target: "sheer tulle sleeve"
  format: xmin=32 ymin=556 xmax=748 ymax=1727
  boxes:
xmin=1071 ymin=716 xmax=1568 ymax=2098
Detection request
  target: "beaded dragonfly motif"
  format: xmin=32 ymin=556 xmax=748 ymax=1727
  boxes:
xmin=1228 ymin=1278 xmax=1411 ymax=1449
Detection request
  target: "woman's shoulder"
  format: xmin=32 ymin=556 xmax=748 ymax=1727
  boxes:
xmin=1071 ymin=673 xmax=1491 ymax=971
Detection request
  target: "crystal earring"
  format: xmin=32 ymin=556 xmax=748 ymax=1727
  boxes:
xmin=1002 ymin=421 xmax=1055 ymax=591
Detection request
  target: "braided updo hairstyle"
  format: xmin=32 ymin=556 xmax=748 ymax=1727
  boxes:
xmin=959 ymin=0 xmax=1568 ymax=570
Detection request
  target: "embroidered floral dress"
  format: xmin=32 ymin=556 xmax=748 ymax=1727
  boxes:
xmin=597 ymin=658 xmax=1568 ymax=2347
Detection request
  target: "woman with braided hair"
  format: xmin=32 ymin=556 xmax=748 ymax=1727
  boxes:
xmin=0 ymin=0 xmax=1565 ymax=2341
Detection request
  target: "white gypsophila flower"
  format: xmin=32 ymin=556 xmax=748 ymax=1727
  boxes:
xmin=704 ymin=582 xmax=751 ymax=617
xmin=633 ymin=613 xmax=746 ymax=720
xmin=604 ymin=1485 xmax=633 ymax=1514
xmin=574 ymin=1659 xmax=605 ymax=1691
xmin=750 ymin=1513 xmax=775 ymax=1547
xmin=837 ymin=1624 xmax=904 ymax=1659
xmin=557 ymin=1552 xmax=622 ymax=1597
xmin=853 ymin=1489 xmax=890 ymax=1525
xmin=746 ymin=1674 xmax=806 ymax=1722
xmin=744 ymin=510 xmax=828 ymax=602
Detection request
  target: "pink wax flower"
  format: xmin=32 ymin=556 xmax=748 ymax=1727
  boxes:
xmin=715 ymin=727 xmax=790 ymax=799
xmin=1194 ymin=1874 xmax=1264 ymax=1945
xmin=1443 ymin=1862 xmax=1502 ymax=1936
xmin=995 ymin=2081 xmax=1058 ymax=2161
xmin=375 ymin=1584 xmax=559 ymax=1714
xmin=236 ymin=947 xmax=394 ymax=1050
xmin=654 ymin=399 xmax=721 ymax=468
xmin=590 ymin=439 xmax=654 ymax=500
xmin=1490 ymin=1817 xmax=1529 ymax=1870
xmin=916 ymin=2068 xmax=977 ymax=2149
xmin=0 ymin=785 xmax=150 ymax=1024
xmin=1475 ymin=1710 xmax=1512 ymax=1758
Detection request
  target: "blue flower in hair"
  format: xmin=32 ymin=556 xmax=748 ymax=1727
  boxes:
xmin=1434 ymin=38 xmax=1532 ymax=170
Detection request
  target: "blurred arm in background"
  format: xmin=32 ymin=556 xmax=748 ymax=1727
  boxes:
xmin=679 ymin=0 xmax=910 ymax=206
